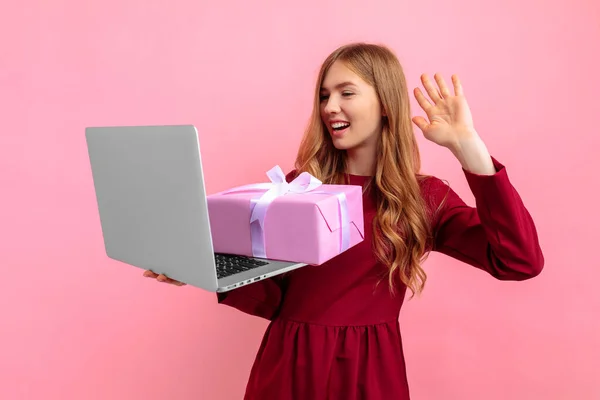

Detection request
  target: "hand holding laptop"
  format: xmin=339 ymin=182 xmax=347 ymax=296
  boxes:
xmin=143 ymin=270 xmax=186 ymax=286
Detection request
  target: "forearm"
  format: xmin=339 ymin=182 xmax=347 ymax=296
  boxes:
xmin=447 ymin=130 xmax=497 ymax=176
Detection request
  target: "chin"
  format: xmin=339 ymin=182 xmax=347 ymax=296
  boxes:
xmin=331 ymin=136 xmax=360 ymax=151
xmin=331 ymin=139 xmax=351 ymax=150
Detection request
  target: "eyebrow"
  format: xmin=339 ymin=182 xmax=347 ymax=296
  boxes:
xmin=320 ymin=81 xmax=357 ymax=92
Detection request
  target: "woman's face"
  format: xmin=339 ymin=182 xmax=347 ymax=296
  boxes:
xmin=319 ymin=60 xmax=384 ymax=151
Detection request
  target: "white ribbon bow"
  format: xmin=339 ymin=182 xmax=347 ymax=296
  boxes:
xmin=222 ymin=165 xmax=350 ymax=260
xmin=250 ymin=165 xmax=322 ymax=228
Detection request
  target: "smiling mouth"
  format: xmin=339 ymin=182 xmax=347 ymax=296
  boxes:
xmin=331 ymin=122 xmax=351 ymax=131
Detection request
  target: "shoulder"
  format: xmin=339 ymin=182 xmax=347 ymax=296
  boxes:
xmin=417 ymin=173 xmax=459 ymax=229
xmin=418 ymin=174 xmax=452 ymax=203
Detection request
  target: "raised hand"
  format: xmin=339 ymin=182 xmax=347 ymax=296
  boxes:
xmin=412 ymin=73 xmax=477 ymax=148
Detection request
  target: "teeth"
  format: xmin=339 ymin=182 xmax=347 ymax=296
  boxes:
xmin=332 ymin=122 xmax=350 ymax=129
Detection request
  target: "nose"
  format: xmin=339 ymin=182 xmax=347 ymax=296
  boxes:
xmin=323 ymin=96 xmax=340 ymax=115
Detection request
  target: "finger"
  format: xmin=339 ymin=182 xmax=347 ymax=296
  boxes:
xmin=452 ymin=74 xmax=464 ymax=96
xmin=420 ymin=74 xmax=442 ymax=103
xmin=413 ymin=88 xmax=433 ymax=112
xmin=434 ymin=73 xmax=451 ymax=98
xmin=144 ymin=270 xmax=158 ymax=278
xmin=157 ymin=274 xmax=186 ymax=286
xmin=412 ymin=116 xmax=429 ymax=132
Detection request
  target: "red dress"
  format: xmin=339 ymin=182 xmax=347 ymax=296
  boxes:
xmin=217 ymin=156 xmax=544 ymax=400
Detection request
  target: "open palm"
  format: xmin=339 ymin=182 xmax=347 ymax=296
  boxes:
xmin=412 ymin=73 xmax=476 ymax=148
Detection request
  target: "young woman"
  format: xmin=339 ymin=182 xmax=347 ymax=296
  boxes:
xmin=145 ymin=42 xmax=544 ymax=399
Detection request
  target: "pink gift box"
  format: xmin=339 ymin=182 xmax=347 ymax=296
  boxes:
xmin=206 ymin=171 xmax=365 ymax=266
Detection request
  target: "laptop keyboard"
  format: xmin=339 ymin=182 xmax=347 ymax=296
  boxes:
xmin=215 ymin=253 xmax=270 ymax=279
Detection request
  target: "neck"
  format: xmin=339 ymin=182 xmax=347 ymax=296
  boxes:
xmin=345 ymin=144 xmax=377 ymax=176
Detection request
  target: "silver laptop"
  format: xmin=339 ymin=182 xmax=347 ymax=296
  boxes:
xmin=85 ymin=124 xmax=307 ymax=292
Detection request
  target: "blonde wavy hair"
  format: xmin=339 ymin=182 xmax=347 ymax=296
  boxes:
xmin=294 ymin=42 xmax=436 ymax=297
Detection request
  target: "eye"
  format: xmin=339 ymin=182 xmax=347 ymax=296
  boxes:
xmin=342 ymin=91 xmax=354 ymax=97
xmin=319 ymin=94 xmax=329 ymax=101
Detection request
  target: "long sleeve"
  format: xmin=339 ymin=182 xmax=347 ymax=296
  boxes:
xmin=216 ymin=275 xmax=287 ymax=320
xmin=426 ymin=156 xmax=544 ymax=280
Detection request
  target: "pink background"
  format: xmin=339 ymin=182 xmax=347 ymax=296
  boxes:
xmin=2 ymin=0 xmax=598 ymax=399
